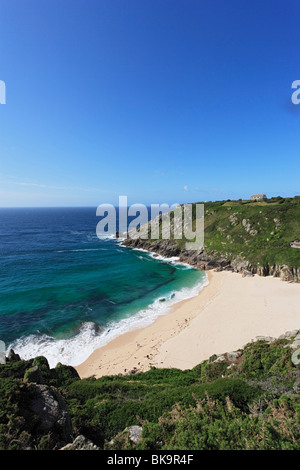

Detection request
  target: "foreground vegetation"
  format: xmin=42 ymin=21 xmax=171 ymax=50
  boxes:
xmin=0 ymin=333 xmax=299 ymax=450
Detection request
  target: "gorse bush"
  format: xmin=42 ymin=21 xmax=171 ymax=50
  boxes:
xmin=241 ymin=339 xmax=295 ymax=377
xmin=138 ymin=395 xmax=300 ymax=450
xmin=0 ymin=334 xmax=299 ymax=450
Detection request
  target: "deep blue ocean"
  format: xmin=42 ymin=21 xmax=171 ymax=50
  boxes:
xmin=0 ymin=207 xmax=207 ymax=367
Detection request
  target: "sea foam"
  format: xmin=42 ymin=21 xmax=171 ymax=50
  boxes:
xmin=8 ymin=269 xmax=208 ymax=369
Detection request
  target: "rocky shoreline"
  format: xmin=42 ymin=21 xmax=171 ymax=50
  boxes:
xmin=121 ymin=237 xmax=300 ymax=283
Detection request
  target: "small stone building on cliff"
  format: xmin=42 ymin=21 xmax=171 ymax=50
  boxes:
xmin=251 ymin=194 xmax=267 ymax=201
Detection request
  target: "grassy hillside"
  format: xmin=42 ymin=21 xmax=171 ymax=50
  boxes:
xmin=1 ymin=333 xmax=299 ymax=450
xmin=200 ymin=196 xmax=300 ymax=269
xmin=127 ymin=196 xmax=300 ymax=275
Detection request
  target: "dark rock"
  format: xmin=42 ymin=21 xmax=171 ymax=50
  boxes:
xmin=208 ymin=354 xmax=218 ymax=363
xmin=231 ymin=256 xmax=250 ymax=273
xmin=23 ymin=365 xmax=45 ymax=384
xmin=121 ymin=236 xmax=299 ymax=283
xmin=279 ymin=265 xmax=295 ymax=282
xmin=7 ymin=349 xmax=21 ymax=362
xmin=29 ymin=384 xmax=73 ymax=445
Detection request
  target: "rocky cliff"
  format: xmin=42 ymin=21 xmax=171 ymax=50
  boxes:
xmin=122 ymin=236 xmax=300 ymax=282
xmin=121 ymin=197 xmax=300 ymax=282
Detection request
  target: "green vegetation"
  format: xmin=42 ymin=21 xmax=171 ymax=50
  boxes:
xmin=137 ymin=196 xmax=300 ymax=278
xmin=125 ymin=196 xmax=300 ymax=280
xmin=0 ymin=335 xmax=299 ymax=450
xmin=199 ymin=196 xmax=300 ymax=268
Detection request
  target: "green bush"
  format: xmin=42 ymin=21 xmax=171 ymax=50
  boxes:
xmin=241 ymin=340 xmax=293 ymax=377
xmin=0 ymin=330 xmax=299 ymax=451
xmin=139 ymin=394 xmax=300 ymax=450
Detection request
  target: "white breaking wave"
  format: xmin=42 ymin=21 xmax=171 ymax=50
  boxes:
xmin=126 ymin=245 xmax=194 ymax=270
xmin=57 ymin=248 xmax=103 ymax=253
xmin=8 ymin=274 xmax=209 ymax=369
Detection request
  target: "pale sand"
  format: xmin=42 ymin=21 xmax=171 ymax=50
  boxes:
xmin=75 ymin=270 xmax=300 ymax=379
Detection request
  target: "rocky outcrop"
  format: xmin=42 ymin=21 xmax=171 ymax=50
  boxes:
xmin=0 ymin=353 xmax=79 ymax=450
xmin=107 ymin=425 xmax=143 ymax=449
xmin=127 ymin=425 xmax=143 ymax=444
xmin=209 ymin=330 xmax=300 ymax=369
xmin=291 ymin=349 xmax=300 ymax=367
xmin=242 ymin=218 xmax=258 ymax=236
xmin=60 ymin=435 xmax=100 ymax=450
xmin=28 ymin=383 xmax=73 ymax=446
xmin=121 ymin=237 xmax=300 ymax=282
xmin=7 ymin=349 xmax=21 ymax=362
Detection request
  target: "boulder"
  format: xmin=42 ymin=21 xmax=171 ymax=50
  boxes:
xmin=291 ymin=349 xmax=300 ymax=367
xmin=289 ymin=332 xmax=300 ymax=349
xmin=279 ymin=265 xmax=295 ymax=282
xmin=293 ymin=378 xmax=300 ymax=393
xmin=278 ymin=330 xmax=299 ymax=340
xmin=29 ymin=384 xmax=73 ymax=445
xmin=208 ymin=354 xmax=218 ymax=363
xmin=257 ymin=265 xmax=269 ymax=277
xmin=231 ymin=256 xmax=250 ymax=273
xmin=242 ymin=218 xmax=251 ymax=232
xmin=255 ymin=336 xmax=276 ymax=343
xmin=108 ymin=425 xmax=143 ymax=448
xmin=7 ymin=349 xmax=21 ymax=362
xmin=243 ymin=269 xmax=254 ymax=277
xmin=127 ymin=426 xmax=143 ymax=444
xmin=225 ymin=351 xmax=242 ymax=363
xmin=60 ymin=435 xmax=100 ymax=450
xmin=214 ymin=354 xmax=226 ymax=363
xmin=288 ymin=340 xmax=300 ymax=350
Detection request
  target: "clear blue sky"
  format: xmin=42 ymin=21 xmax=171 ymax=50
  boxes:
xmin=0 ymin=0 xmax=299 ymax=207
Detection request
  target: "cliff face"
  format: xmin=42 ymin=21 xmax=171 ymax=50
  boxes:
xmin=121 ymin=237 xmax=300 ymax=282
xmin=121 ymin=197 xmax=300 ymax=282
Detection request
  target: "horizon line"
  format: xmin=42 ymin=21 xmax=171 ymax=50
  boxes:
xmin=1 ymin=194 xmax=300 ymax=210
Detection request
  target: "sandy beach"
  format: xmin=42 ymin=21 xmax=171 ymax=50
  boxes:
xmin=75 ymin=270 xmax=300 ymax=379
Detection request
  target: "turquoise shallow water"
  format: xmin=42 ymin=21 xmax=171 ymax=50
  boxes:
xmin=0 ymin=207 xmax=207 ymax=367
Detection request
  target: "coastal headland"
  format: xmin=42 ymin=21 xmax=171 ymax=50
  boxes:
xmin=76 ymin=198 xmax=300 ymax=379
